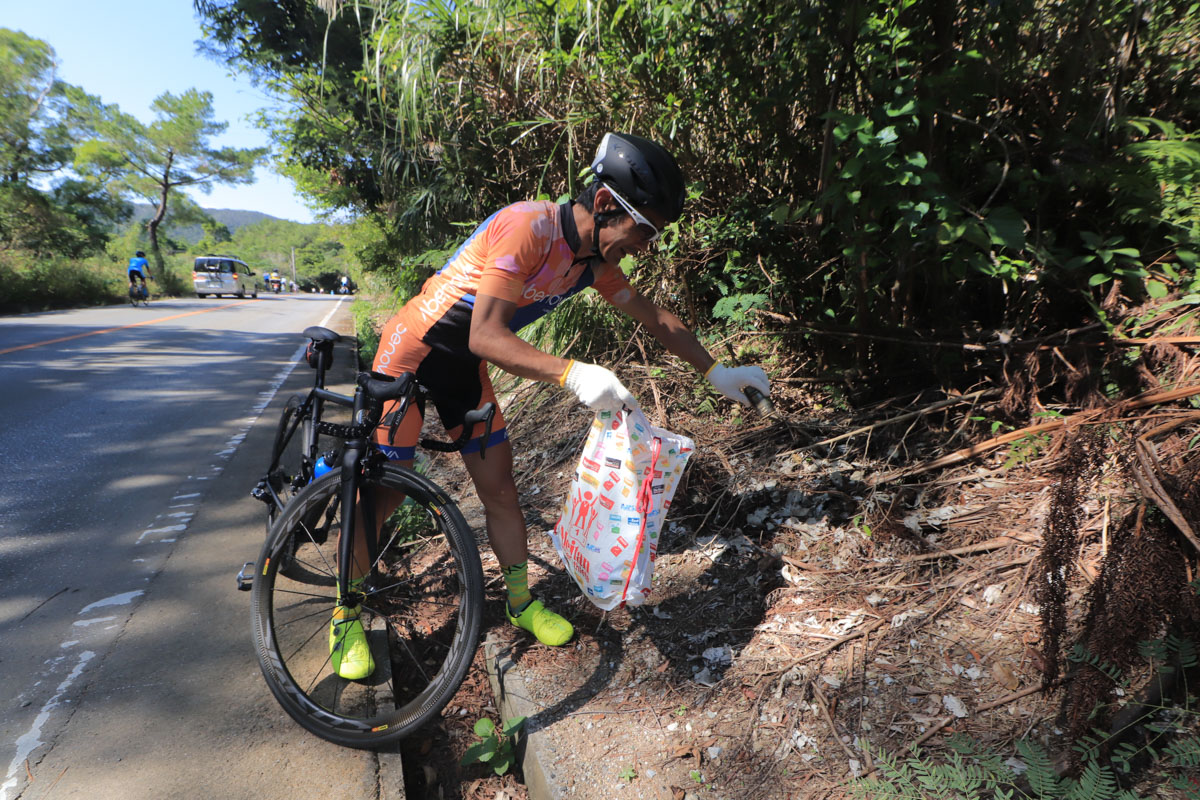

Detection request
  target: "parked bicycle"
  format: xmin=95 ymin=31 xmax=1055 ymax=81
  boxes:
xmin=243 ymin=365 xmax=491 ymax=748
xmin=252 ymin=326 xmax=340 ymax=542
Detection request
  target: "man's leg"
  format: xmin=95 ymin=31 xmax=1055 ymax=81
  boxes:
xmin=328 ymin=392 xmax=421 ymax=681
xmin=461 ymin=443 xmax=573 ymax=646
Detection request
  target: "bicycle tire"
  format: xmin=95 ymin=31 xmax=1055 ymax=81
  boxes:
xmin=251 ymin=464 xmax=484 ymax=748
xmin=266 ymin=394 xmax=313 ymax=527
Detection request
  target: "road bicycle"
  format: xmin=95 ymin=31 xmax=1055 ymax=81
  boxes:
xmin=252 ymin=326 xmax=340 ymax=543
xmin=245 ymin=366 xmax=492 ymax=748
xmin=128 ymin=280 xmax=150 ymax=307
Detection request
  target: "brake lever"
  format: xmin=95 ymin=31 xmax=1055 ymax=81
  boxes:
xmin=465 ymin=403 xmax=496 ymax=460
xmin=387 ymin=400 xmax=404 ymax=446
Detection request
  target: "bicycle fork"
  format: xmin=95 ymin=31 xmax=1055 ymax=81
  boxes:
xmin=334 ymin=398 xmax=379 ymax=608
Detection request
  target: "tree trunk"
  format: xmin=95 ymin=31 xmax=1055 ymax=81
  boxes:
xmin=147 ymin=150 xmax=174 ymax=274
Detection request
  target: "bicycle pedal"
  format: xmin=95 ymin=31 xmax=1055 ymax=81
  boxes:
xmin=236 ymin=562 xmax=255 ymax=591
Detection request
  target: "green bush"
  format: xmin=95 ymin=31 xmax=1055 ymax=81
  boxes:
xmin=0 ymin=251 xmax=125 ymax=313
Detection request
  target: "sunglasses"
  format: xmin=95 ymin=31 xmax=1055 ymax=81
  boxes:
xmin=606 ymin=186 xmax=661 ymax=243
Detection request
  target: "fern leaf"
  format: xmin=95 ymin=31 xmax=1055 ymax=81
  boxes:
xmin=1065 ymin=760 xmax=1118 ymax=800
xmin=1165 ymin=736 xmax=1200 ymax=768
xmin=1017 ymin=740 xmax=1065 ymax=798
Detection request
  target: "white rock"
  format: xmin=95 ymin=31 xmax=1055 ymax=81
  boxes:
xmin=943 ymin=695 xmax=969 ymax=718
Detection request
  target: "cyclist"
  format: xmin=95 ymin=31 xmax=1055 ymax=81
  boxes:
xmin=330 ymin=133 xmax=770 ymax=680
xmin=127 ymin=251 xmax=151 ymax=296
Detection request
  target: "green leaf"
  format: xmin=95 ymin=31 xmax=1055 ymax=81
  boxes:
xmin=1145 ymin=280 xmax=1168 ymax=298
xmin=492 ymin=753 xmax=514 ymax=775
xmin=963 ymin=222 xmax=991 ymax=250
xmin=460 ymin=739 xmax=498 ymax=766
xmin=473 ymin=718 xmax=496 ymax=737
xmin=936 ymin=221 xmax=965 ymax=245
xmin=985 ymin=207 xmax=1026 ymax=251
xmin=501 ymin=716 xmax=527 ymax=736
xmin=1089 ymin=273 xmax=1112 ymax=286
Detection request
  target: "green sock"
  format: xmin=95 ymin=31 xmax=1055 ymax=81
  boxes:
xmin=337 ymin=576 xmax=365 ymax=609
xmin=501 ymin=561 xmax=532 ymax=615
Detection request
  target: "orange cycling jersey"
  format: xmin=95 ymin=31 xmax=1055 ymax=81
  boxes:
xmin=378 ymin=200 xmax=632 ymax=369
xmin=373 ymin=200 xmax=632 ymax=459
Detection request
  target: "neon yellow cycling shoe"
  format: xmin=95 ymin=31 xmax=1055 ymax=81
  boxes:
xmin=329 ymin=605 xmax=375 ymax=680
xmin=507 ymin=598 xmax=574 ymax=646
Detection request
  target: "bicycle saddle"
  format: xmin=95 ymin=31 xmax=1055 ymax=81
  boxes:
xmin=303 ymin=326 xmax=341 ymax=343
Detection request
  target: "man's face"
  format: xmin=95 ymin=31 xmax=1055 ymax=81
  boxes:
xmin=595 ymin=188 xmax=667 ymax=265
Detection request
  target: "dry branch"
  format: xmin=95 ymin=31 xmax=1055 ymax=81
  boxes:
xmin=869 ymin=383 xmax=1200 ymax=485
xmin=856 ymin=531 xmax=1040 ymax=569
xmin=1131 ymin=438 xmax=1200 ymax=556
xmin=787 ymin=389 xmax=999 ymax=456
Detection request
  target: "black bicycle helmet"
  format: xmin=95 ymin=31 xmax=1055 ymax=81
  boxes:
xmin=590 ymin=133 xmax=686 ymax=223
xmin=135 ymin=250 xmax=145 ymax=257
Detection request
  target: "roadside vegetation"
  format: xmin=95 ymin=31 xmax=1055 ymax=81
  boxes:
xmin=0 ymin=26 xmax=363 ymax=313
xmin=195 ymin=0 xmax=1200 ymax=794
xmin=5 ymin=0 xmax=1200 ymax=794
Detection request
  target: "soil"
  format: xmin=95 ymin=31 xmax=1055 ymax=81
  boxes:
xmin=397 ymin=372 xmax=1200 ymax=799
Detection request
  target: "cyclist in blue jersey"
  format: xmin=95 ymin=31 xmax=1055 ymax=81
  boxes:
xmin=127 ymin=251 xmax=152 ymax=295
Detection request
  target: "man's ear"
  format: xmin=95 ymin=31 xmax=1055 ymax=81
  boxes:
xmin=593 ymin=185 xmax=616 ymax=213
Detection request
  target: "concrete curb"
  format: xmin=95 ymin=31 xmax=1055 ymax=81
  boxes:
xmin=484 ymin=634 xmax=568 ymax=800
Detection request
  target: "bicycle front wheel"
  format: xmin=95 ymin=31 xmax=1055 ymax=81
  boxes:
xmin=251 ymin=464 xmax=484 ymax=748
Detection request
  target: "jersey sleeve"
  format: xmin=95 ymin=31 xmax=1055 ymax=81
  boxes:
xmin=475 ymin=204 xmax=555 ymax=303
xmin=590 ymin=263 xmax=635 ymax=305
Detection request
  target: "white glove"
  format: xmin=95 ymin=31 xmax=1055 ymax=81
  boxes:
xmin=561 ymin=361 xmax=638 ymax=413
xmin=706 ymin=363 xmax=771 ymax=405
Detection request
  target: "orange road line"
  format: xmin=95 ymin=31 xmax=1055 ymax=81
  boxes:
xmin=0 ymin=300 xmax=258 ymax=356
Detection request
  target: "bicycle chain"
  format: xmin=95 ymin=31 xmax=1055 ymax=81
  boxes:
xmin=315 ymin=420 xmax=374 ymax=440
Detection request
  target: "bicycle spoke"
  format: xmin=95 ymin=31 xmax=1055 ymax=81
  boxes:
xmin=253 ymin=460 xmax=482 ymax=745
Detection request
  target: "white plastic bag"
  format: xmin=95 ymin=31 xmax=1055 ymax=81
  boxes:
xmin=549 ymin=406 xmax=694 ymax=610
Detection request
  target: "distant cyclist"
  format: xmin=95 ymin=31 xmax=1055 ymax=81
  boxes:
xmin=127 ymin=251 xmax=152 ymax=294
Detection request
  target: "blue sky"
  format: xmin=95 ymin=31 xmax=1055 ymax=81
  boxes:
xmin=4 ymin=0 xmax=316 ymax=224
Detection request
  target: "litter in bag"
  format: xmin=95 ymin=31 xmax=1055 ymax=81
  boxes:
xmin=549 ymin=406 xmax=694 ymax=610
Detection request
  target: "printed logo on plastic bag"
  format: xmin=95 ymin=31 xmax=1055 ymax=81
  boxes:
xmin=549 ymin=406 xmax=694 ymax=610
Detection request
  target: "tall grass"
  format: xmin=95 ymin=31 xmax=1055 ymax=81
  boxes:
xmin=0 ymin=251 xmax=127 ymax=313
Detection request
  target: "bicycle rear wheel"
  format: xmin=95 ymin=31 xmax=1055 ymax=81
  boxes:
xmin=266 ymin=394 xmax=314 ymax=527
xmin=251 ymin=464 xmax=484 ymax=748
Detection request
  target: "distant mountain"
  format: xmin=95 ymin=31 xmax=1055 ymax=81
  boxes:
xmin=128 ymin=204 xmax=286 ymax=244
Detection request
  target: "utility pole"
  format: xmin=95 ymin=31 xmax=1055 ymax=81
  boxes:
xmin=290 ymin=246 xmax=297 ymax=285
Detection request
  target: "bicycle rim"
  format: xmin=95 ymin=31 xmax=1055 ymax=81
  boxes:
xmin=266 ymin=395 xmax=312 ymax=540
xmin=251 ymin=465 xmax=484 ymax=748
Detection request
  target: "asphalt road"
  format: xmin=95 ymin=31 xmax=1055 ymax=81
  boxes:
xmin=0 ymin=294 xmax=404 ymax=799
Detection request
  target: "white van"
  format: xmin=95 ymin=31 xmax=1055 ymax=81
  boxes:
xmin=193 ymin=256 xmax=258 ymax=298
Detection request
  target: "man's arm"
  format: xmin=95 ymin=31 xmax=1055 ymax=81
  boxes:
xmin=608 ymin=288 xmax=715 ymax=375
xmin=469 ymin=293 xmax=572 ymax=384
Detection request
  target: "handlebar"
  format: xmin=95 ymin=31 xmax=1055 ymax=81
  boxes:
xmin=419 ymin=403 xmax=496 ymax=458
xmin=312 ymin=371 xmax=496 ymax=457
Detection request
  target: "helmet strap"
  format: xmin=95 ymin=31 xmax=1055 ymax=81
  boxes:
xmin=591 ymin=211 xmax=620 ymax=259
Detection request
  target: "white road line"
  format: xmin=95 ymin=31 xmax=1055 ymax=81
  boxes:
xmin=1 ymin=651 xmax=95 ymax=800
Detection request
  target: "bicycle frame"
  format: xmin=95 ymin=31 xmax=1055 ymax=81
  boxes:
xmin=255 ymin=331 xmax=337 ymax=516
xmin=305 ymin=372 xmax=495 ymax=601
